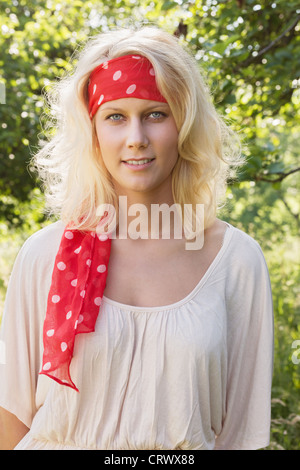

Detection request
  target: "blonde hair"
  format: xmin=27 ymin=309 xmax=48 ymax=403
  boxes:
xmin=34 ymin=26 xmax=242 ymax=231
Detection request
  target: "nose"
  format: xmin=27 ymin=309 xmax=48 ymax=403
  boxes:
xmin=126 ymin=118 xmax=149 ymax=150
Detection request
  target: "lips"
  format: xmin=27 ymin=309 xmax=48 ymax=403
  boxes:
xmin=122 ymin=157 xmax=155 ymax=170
xmin=123 ymin=158 xmax=155 ymax=165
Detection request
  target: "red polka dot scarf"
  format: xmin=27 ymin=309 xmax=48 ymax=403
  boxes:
xmin=40 ymin=228 xmax=111 ymax=391
xmin=88 ymin=54 xmax=167 ymax=119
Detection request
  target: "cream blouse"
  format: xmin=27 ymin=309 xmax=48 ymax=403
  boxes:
xmin=0 ymin=221 xmax=273 ymax=450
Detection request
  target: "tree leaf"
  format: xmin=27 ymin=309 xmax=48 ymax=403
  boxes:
xmin=211 ymin=34 xmax=240 ymax=55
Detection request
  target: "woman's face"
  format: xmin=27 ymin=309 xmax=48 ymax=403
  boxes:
xmin=94 ymin=98 xmax=179 ymax=199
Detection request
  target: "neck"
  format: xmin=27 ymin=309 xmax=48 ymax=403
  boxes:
xmin=112 ymin=185 xmax=181 ymax=240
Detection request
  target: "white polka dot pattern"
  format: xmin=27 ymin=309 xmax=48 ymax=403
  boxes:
xmin=88 ymin=54 xmax=167 ymax=119
xmin=40 ymin=227 xmax=111 ymax=391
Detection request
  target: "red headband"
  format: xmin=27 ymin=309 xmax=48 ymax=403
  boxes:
xmin=88 ymin=54 xmax=167 ymax=118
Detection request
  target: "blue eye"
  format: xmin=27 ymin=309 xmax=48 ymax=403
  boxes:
xmin=149 ymin=111 xmax=167 ymax=120
xmin=107 ymin=114 xmax=123 ymax=121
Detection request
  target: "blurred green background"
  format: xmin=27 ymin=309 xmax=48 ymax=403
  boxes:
xmin=0 ymin=0 xmax=299 ymax=449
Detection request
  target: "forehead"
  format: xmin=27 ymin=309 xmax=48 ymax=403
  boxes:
xmin=98 ymin=98 xmax=170 ymax=113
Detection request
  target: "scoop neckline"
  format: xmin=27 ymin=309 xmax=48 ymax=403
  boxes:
xmin=102 ymin=223 xmax=234 ymax=312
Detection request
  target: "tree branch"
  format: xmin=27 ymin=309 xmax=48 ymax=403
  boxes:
xmin=280 ymin=195 xmax=299 ymax=222
xmin=234 ymin=13 xmax=300 ymax=70
xmin=255 ymin=14 xmax=300 ymax=59
xmin=255 ymin=167 xmax=300 ymax=183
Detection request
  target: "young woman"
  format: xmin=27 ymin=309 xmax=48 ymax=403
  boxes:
xmin=0 ymin=26 xmax=273 ymax=450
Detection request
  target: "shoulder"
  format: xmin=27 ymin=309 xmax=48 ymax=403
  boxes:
xmin=223 ymin=222 xmax=271 ymax=289
xmin=4 ymin=221 xmax=66 ymax=319
xmin=225 ymin=223 xmax=267 ymax=266
xmin=2 ymin=221 xmax=66 ymax=338
xmin=20 ymin=220 xmax=65 ymax=256
xmin=14 ymin=220 xmax=65 ymax=273
xmin=219 ymin=224 xmax=273 ymax=326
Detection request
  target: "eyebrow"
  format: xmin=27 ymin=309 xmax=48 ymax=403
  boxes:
xmin=99 ymin=103 xmax=169 ymax=113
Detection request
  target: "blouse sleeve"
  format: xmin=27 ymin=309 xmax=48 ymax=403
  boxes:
xmin=0 ymin=222 xmax=63 ymax=428
xmin=214 ymin=230 xmax=274 ymax=450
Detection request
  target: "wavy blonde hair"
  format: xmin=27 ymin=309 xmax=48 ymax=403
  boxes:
xmin=34 ymin=26 xmax=242 ymax=231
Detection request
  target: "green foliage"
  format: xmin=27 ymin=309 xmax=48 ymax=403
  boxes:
xmin=0 ymin=0 xmax=299 ymax=449
xmin=0 ymin=0 xmax=139 ymax=225
xmin=153 ymin=0 xmax=300 ymax=185
xmin=1 ymin=0 xmax=299 ymax=223
xmin=221 ymin=178 xmax=300 ymax=450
